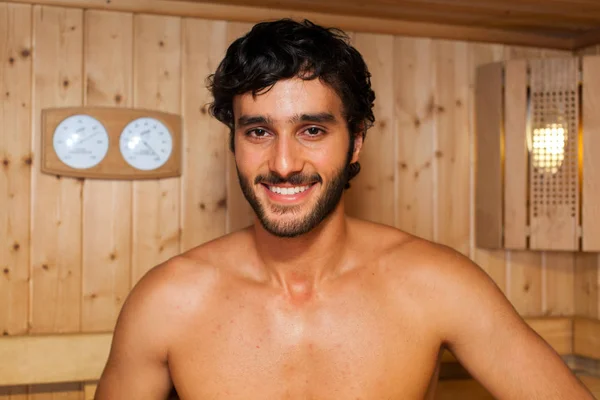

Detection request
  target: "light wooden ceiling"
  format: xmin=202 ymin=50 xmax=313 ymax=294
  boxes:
xmin=174 ymin=0 xmax=600 ymax=50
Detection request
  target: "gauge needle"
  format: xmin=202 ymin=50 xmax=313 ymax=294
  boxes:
xmin=73 ymin=132 xmax=100 ymax=145
xmin=142 ymin=140 xmax=160 ymax=159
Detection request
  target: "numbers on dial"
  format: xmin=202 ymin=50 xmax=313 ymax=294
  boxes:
xmin=119 ymin=117 xmax=173 ymax=171
xmin=52 ymin=115 xmax=109 ymax=169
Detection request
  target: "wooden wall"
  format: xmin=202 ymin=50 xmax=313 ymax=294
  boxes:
xmin=0 ymin=2 xmax=599 ymax=398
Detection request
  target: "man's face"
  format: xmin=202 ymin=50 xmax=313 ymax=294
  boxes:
xmin=232 ymin=78 xmax=362 ymax=238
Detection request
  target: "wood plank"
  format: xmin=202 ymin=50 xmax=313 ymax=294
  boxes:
xmin=1 ymin=0 xmax=576 ymax=50
xmin=509 ymin=251 xmax=543 ymax=316
xmin=225 ymin=22 xmax=255 ymax=233
xmin=544 ymin=252 xmax=575 ymax=316
xmin=0 ymin=333 xmax=111 ymax=386
xmin=81 ymin=10 xmax=133 ymax=333
xmin=82 ymin=384 xmax=96 ymax=400
xmin=503 ymin=59 xmax=528 ymax=250
xmin=0 ymin=2 xmax=32 ymax=338
xmin=468 ymin=43 xmax=507 ymax=292
xmin=573 ymin=318 xmax=600 ymax=359
xmin=527 ymin=316 xmax=573 ymax=355
xmin=131 ymin=14 xmax=182 ymax=284
xmin=30 ymin=4 xmax=83 ymax=335
xmin=181 ymin=18 xmax=228 ymax=250
xmin=574 ymin=253 xmax=599 ymax=319
xmin=582 ymin=55 xmax=600 ymax=251
xmin=345 ymin=33 xmax=395 ymax=225
xmin=434 ymin=40 xmax=470 ymax=255
xmin=0 ymin=4 xmax=31 ymax=399
xmin=394 ymin=37 xmax=436 ymax=241
xmin=474 ymin=62 xmax=503 ymax=249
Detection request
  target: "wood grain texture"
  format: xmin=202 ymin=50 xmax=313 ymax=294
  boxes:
xmin=394 ymin=37 xmax=435 ymax=241
xmin=81 ymin=10 xmax=132 ymax=332
xmin=0 ymin=2 xmax=31 ymax=338
xmin=544 ymin=252 xmax=574 ymax=316
xmin=345 ymin=33 xmax=395 ymax=225
xmin=582 ymin=55 xmax=600 ymax=251
xmin=225 ymin=22 xmax=255 ymax=233
xmin=474 ymin=61 xmax=503 ymax=249
xmin=509 ymin=251 xmax=543 ymax=316
xmin=503 ymin=59 xmax=528 ymax=250
xmin=574 ymin=253 xmax=599 ymax=319
xmin=181 ymin=18 xmax=228 ymax=251
xmin=434 ymin=40 xmax=470 ymax=255
xmin=573 ymin=318 xmax=600 ymax=359
xmin=0 ymin=0 xmax=578 ymax=50
xmin=30 ymin=4 xmax=83 ymax=335
xmin=131 ymin=14 xmax=182 ymax=284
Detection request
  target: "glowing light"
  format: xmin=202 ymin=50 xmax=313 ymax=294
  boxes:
xmin=532 ymin=123 xmax=567 ymax=174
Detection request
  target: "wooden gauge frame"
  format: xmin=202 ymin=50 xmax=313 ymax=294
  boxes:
xmin=41 ymin=107 xmax=182 ymax=180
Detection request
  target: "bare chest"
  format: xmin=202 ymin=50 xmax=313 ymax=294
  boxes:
xmin=168 ymin=289 xmax=441 ymax=400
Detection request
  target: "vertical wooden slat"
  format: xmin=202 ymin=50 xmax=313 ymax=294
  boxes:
xmin=0 ymin=2 xmax=32 ymax=337
xmin=225 ymin=22 xmax=254 ymax=233
xmin=574 ymin=253 xmax=599 ymax=318
xmin=503 ymin=59 xmax=528 ymax=250
xmin=434 ymin=40 xmax=470 ymax=255
xmin=544 ymin=252 xmax=574 ymax=316
xmin=582 ymin=55 xmax=600 ymax=251
xmin=31 ymin=4 xmax=83 ymax=335
xmin=469 ymin=43 xmax=507 ymax=293
xmin=509 ymin=251 xmax=543 ymax=316
xmin=131 ymin=14 xmax=181 ymax=284
xmin=181 ymin=18 xmax=228 ymax=251
xmin=474 ymin=61 xmax=503 ymax=249
xmin=31 ymin=5 xmax=84 ymax=400
xmin=394 ymin=37 xmax=435 ymax=240
xmin=81 ymin=10 xmax=133 ymax=332
xmin=345 ymin=33 xmax=395 ymax=225
xmin=0 ymin=4 xmax=32 ymax=400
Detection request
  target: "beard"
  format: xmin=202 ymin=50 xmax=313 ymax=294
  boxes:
xmin=237 ymin=161 xmax=350 ymax=238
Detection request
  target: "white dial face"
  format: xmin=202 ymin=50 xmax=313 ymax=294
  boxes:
xmin=119 ymin=117 xmax=173 ymax=171
xmin=53 ymin=115 xmax=110 ymax=169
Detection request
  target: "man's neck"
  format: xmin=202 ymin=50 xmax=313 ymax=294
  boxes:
xmin=251 ymin=204 xmax=350 ymax=299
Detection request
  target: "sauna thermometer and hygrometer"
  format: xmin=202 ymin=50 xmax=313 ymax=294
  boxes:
xmin=41 ymin=107 xmax=182 ymax=180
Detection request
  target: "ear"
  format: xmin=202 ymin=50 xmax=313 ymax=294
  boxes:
xmin=350 ymin=131 xmax=364 ymax=164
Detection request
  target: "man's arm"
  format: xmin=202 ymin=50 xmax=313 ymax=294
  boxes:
xmin=94 ymin=263 xmax=176 ymax=400
xmin=429 ymin=247 xmax=594 ymax=399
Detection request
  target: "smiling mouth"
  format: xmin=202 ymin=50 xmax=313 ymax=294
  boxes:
xmin=266 ymin=184 xmax=313 ymax=195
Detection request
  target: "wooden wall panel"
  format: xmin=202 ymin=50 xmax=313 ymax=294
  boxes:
xmin=575 ymin=253 xmax=599 ymax=318
xmin=345 ymin=33 xmax=395 ymax=225
xmin=81 ymin=10 xmax=133 ymax=332
xmin=509 ymin=251 xmax=543 ymax=316
xmin=131 ymin=14 xmax=182 ymax=283
xmin=0 ymin=4 xmax=31 ymax=400
xmin=225 ymin=22 xmax=255 ymax=233
xmin=0 ymin=2 xmax=31 ymax=338
xmin=434 ymin=40 xmax=470 ymax=255
xmin=181 ymin=18 xmax=228 ymax=251
xmin=394 ymin=37 xmax=435 ymax=241
xmin=469 ymin=43 xmax=507 ymax=292
xmin=30 ymin=4 xmax=83 ymax=335
xmin=545 ymin=253 xmax=574 ymax=316
xmin=30 ymin=5 xmax=84 ymax=400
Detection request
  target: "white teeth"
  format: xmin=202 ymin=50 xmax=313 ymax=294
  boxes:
xmin=268 ymin=185 xmax=310 ymax=195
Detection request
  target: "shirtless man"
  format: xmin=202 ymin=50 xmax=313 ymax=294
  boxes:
xmin=95 ymin=19 xmax=594 ymax=399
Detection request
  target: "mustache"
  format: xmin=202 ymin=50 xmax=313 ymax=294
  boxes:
xmin=255 ymin=172 xmax=322 ymax=186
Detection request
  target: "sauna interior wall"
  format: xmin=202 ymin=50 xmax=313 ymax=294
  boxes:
xmin=1 ymin=2 xmax=599 ymax=398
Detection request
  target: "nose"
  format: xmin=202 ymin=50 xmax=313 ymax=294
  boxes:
xmin=269 ymin=134 xmax=303 ymax=179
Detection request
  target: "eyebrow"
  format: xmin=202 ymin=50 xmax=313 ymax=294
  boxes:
xmin=236 ymin=113 xmax=338 ymax=128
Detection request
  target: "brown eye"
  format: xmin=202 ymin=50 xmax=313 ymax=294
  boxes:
xmin=247 ymin=128 xmax=269 ymax=138
xmin=305 ymin=127 xmax=324 ymax=136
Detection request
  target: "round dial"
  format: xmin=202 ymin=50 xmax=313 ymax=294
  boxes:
xmin=52 ymin=115 xmax=110 ymax=169
xmin=119 ymin=117 xmax=173 ymax=171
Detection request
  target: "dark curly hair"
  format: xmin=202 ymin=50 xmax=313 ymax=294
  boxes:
xmin=207 ymin=18 xmax=376 ymax=187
